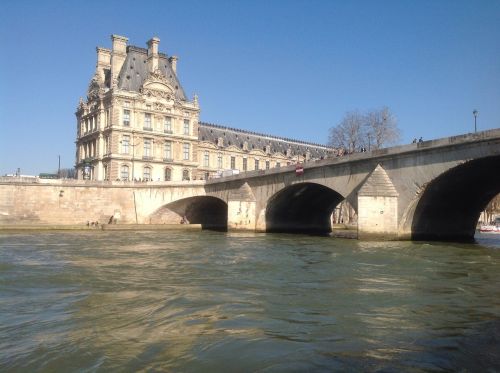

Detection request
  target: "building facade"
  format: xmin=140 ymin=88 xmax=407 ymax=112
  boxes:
xmin=75 ymin=35 xmax=332 ymax=181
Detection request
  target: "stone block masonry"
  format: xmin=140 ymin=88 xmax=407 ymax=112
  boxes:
xmin=0 ymin=180 xmax=206 ymax=226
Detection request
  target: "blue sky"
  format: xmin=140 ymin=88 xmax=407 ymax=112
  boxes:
xmin=0 ymin=0 xmax=499 ymax=175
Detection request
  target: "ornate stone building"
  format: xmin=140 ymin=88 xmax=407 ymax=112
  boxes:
xmin=75 ymin=35 xmax=332 ymax=181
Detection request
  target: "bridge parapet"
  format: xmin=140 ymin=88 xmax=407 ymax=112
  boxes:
xmin=207 ymin=128 xmax=500 ymax=185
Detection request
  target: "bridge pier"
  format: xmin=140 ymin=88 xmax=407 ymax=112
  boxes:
xmin=227 ymin=182 xmax=257 ymax=231
xmin=357 ymin=165 xmax=400 ymax=240
xmin=227 ymin=200 xmax=257 ymax=231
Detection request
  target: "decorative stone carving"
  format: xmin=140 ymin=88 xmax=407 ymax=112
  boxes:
xmin=155 ymin=102 xmax=166 ymax=111
xmin=87 ymin=73 xmax=106 ymax=101
xmin=140 ymin=69 xmax=174 ymax=100
xmin=77 ymin=97 xmax=87 ymax=111
xmin=150 ymin=69 xmax=168 ymax=83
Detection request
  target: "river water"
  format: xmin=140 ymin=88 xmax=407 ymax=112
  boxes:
xmin=1 ymin=230 xmax=499 ymax=372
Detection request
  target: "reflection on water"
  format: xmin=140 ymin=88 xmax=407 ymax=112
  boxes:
xmin=1 ymin=231 xmax=499 ymax=371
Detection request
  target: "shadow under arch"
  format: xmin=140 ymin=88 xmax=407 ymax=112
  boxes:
xmin=265 ymin=182 xmax=345 ymax=235
xmin=151 ymin=196 xmax=228 ymax=231
xmin=412 ymin=155 xmax=500 ymax=242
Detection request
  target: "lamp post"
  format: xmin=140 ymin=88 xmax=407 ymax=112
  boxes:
xmin=473 ymin=109 xmax=478 ymax=133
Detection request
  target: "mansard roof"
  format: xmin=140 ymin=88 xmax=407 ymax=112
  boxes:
xmin=198 ymin=122 xmax=333 ymax=159
xmin=117 ymin=46 xmax=187 ymax=101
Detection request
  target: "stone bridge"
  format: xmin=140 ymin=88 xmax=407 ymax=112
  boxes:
xmin=1 ymin=129 xmax=499 ymax=241
xmin=202 ymin=128 xmax=500 ymax=241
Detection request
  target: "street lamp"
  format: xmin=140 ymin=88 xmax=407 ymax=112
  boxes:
xmin=473 ymin=109 xmax=478 ymax=133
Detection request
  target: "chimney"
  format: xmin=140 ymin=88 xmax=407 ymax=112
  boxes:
xmin=169 ymin=55 xmax=178 ymax=74
xmin=147 ymin=37 xmax=160 ymax=72
xmin=110 ymin=34 xmax=128 ymax=84
xmin=96 ymin=47 xmax=111 ymax=83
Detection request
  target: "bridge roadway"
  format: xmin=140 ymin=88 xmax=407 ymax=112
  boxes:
xmin=1 ymin=129 xmax=499 ymax=241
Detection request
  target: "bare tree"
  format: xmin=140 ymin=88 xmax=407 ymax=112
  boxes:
xmin=481 ymin=194 xmax=500 ymax=224
xmin=328 ymin=110 xmax=366 ymax=153
xmin=328 ymin=107 xmax=401 ymax=152
xmin=364 ymin=107 xmax=400 ymax=150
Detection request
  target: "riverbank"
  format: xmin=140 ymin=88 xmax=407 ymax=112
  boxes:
xmin=0 ymin=224 xmax=202 ymax=232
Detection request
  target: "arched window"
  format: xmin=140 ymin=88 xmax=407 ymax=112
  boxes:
xmin=143 ymin=166 xmax=151 ymax=181
xmin=164 ymin=168 xmax=172 ymax=181
xmin=182 ymin=169 xmax=190 ymax=181
xmin=120 ymin=165 xmax=129 ymax=181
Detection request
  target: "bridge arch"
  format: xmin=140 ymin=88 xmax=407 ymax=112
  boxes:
xmin=150 ymin=196 xmax=228 ymax=230
xmin=265 ymin=182 xmax=345 ymax=234
xmin=410 ymin=155 xmax=500 ymax=241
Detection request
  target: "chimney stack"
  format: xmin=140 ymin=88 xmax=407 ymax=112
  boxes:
xmin=169 ymin=55 xmax=178 ymax=74
xmin=147 ymin=37 xmax=160 ymax=72
xmin=110 ymin=34 xmax=128 ymax=84
xmin=96 ymin=47 xmax=111 ymax=83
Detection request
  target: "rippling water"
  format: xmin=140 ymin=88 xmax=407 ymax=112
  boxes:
xmin=1 ymin=230 xmax=499 ymax=372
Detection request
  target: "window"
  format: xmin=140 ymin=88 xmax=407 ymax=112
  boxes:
xmin=143 ymin=138 xmax=152 ymax=157
xmin=231 ymin=156 xmax=236 ymax=170
xmin=182 ymin=169 xmax=190 ymax=180
xmin=164 ymin=116 xmax=172 ymax=133
xmin=144 ymin=113 xmax=152 ymax=130
xmin=120 ymin=165 xmax=129 ymax=180
xmin=266 ymin=160 xmax=270 ymax=170
xmin=276 ymin=162 xmax=281 ymax=168
xmin=121 ymin=135 xmax=130 ymax=154
xmin=205 ymin=172 xmax=209 ymax=180
xmin=183 ymin=119 xmax=190 ymax=135
xmin=103 ymin=136 xmax=108 ymax=154
xmin=143 ymin=166 xmax=151 ymax=181
xmin=123 ymin=109 xmax=130 ymax=126
xmin=243 ymin=158 xmax=247 ymax=171
xmin=164 ymin=168 xmax=172 ymax=181
xmin=103 ymin=164 xmax=108 ymax=180
xmin=217 ymin=153 xmax=223 ymax=169
xmin=105 ymin=109 xmax=110 ymax=127
xmin=164 ymin=141 xmax=172 ymax=160
xmin=183 ymin=143 xmax=190 ymax=160
xmin=204 ymin=151 xmax=209 ymax=167
xmin=255 ymin=159 xmax=259 ymax=170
